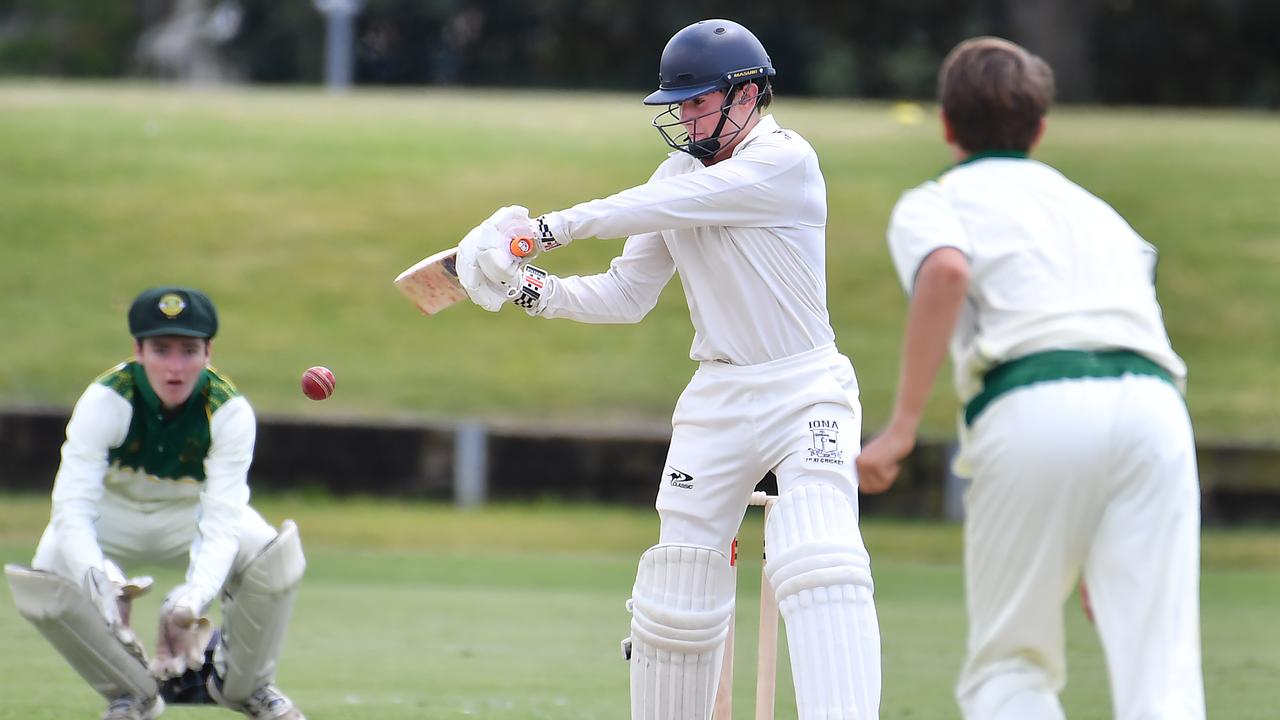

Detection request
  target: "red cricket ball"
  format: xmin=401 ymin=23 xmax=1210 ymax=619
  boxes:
xmin=300 ymin=366 xmax=336 ymax=401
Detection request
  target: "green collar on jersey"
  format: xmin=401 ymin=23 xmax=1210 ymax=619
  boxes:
xmin=953 ymin=150 xmax=1030 ymax=168
xmin=131 ymin=362 xmax=212 ymax=417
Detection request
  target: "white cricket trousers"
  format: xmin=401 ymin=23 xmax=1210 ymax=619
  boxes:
xmin=655 ymin=343 xmax=865 ymax=554
xmin=956 ymin=375 xmax=1204 ymax=720
xmin=32 ymin=492 xmax=278 ymax=583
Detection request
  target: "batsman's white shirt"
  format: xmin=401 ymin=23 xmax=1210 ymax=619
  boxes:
xmin=533 ymin=114 xmax=866 ymax=551
xmin=887 ymin=155 xmax=1203 ymax=720
xmin=33 ymin=378 xmax=271 ymax=611
xmin=537 ymin=114 xmax=831 ymax=366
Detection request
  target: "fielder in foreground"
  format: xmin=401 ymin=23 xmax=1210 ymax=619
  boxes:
xmin=453 ymin=18 xmax=881 ymax=720
xmin=857 ymin=37 xmax=1204 ymax=720
xmin=6 ymin=287 xmax=307 ymax=720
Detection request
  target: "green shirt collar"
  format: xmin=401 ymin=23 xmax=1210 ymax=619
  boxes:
xmin=130 ymin=362 xmax=211 ymax=416
xmin=953 ymin=150 xmax=1030 ymax=168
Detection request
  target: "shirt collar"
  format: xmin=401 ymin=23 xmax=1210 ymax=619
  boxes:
xmin=732 ymin=113 xmax=778 ymax=158
xmin=131 ymin=362 xmax=210 ymax=417
xmin=953 ymin=150 xmax=1030 ymax=168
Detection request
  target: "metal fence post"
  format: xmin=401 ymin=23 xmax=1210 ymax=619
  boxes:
xmin=453 ymin=422 xmax=488 ymax=508
xmin=313 ymin=0 xmax=362 ymax=91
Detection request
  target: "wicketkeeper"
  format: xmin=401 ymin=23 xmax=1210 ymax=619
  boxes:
xmin=6 ymin=287 xmax=307 ymax=720
xmin=454 ymin=19 xmax=882 ymax=720
xmin=858 ymin=37 xmax=1204 ymax=720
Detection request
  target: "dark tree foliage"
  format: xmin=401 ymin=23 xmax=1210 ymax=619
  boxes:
xmin=0 ymin=0 xmax=1275 ymax=107
xmin=0 ymin=0 xmax=144 ymax=76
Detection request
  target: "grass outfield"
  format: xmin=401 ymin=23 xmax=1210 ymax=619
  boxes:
xmin=0 ymin=495 xmax=1277 ymax=719
xmin=1 ymin=82 xmax=1278 ymax=441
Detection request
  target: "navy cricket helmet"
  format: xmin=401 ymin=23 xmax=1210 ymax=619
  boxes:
xmin=644 ymin=20 xmax=776 ymax=160
xmin=644 ymin=19 xmax=776 ymax=105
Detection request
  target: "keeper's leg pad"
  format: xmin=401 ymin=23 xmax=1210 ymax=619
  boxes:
xmin=627 ymin=544 xmax=735 ymax=720
xmin=766 ymin=484 xmax=881 ymax=720
xmin=4 ymin=564 xmax=158 ymax=701
xmin=211 ymin=520 xmax=306 ymax=704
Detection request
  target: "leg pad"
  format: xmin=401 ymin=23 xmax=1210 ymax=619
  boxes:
xmin=5 ymin=564 xmax=158 ymax=701
xmin=628 ymin=544 xmax=735 ymax=720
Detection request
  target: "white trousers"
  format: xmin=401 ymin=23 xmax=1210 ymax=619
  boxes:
xmin=653 ymin=344 xmax=882 ymax=720
xmin=32 ymin=492 xmax=278 ymax=585
xmin=957 ymin=375 xmax=1204 ymax=720
xmin=656 ymin=343 xmax=865 ymax=554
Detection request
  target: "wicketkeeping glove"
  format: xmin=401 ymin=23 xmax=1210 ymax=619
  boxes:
xmin=151 ymin=584 xmax=214 ymax=679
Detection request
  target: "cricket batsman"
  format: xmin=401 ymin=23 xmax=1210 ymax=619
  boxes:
xmin=857 ymin=37 xmax=1204 ymax=719
xmin=454 ymin=19 xmax=881 ymax=720
xmin=6 ymin=287 xmax=307 ymax=720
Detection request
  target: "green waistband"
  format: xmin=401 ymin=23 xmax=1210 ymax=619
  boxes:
xmin=964 ymin=350 xmax=1174 ymax=426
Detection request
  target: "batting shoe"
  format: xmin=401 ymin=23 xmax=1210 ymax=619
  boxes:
xmin=101 ymin=695 xmax=165 ymax=720
xmin=210 ymin=683 xmax=305 ymax=720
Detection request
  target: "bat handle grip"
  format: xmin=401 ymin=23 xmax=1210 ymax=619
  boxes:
xmin=509 ymin=236 xmax=537 ymax=258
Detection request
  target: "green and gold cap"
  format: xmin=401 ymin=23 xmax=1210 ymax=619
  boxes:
xmin=128 ymin=287 xmax=218 ymax=339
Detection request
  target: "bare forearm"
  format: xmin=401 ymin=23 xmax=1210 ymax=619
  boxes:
xmin=889 ymin=249 xmax=970 ymax=434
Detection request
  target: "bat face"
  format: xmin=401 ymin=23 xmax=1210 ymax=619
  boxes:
xmin=394 ymin=247 xmax=469 ymax=314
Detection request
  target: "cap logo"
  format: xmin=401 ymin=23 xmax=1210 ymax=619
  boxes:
xmin=157 ymin=293 xmax=186 ymax=318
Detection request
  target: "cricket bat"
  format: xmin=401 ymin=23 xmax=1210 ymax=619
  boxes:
xmin=394 ymin=237 xmax=536 ymax=315
xmin=394 ymin=247 xmax=468 ymax=315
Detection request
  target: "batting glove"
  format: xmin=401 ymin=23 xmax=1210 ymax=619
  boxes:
xmin=476 ymin=249 xmax=552 ymax=315
xmin=457 ymin=206 xmax=536 ymax=312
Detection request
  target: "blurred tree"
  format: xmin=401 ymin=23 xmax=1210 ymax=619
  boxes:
xmin=1093 ymin=0 xmax=1280 ymax=107
xmin=1007 ymin=0 xmax=1097 ymax=102
xmin=0 ymin=0 xmax=1275 ymax=107
xmin=225 ymin=1 xmax=323 ymax=83
xmin=0 ymin=0 xmax=140 ymax=76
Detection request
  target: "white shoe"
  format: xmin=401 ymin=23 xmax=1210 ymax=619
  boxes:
xmin=101 ymin=695 xmax=164 ymax=720
xmin=210 ymin=681 xmax=305 ymax=720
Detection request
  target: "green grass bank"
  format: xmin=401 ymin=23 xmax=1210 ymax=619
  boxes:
xmin=1 ymin=82 xmax=1278 ymax=441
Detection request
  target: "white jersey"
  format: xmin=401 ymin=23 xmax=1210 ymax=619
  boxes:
xmin=536 ymin=114 xmax=832 ymax=366
xmin=886 ymin=154 xmax=1186 ymax=403
xmin=49 ymin=370 xmax=255 ymax=609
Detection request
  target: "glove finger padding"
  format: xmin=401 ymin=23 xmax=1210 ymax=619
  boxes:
xmin=117 ymin=575 xmax=154 ymax=628
xmin=456 ymin=205 xmax=533 ymax=312
xmin=477 ymin=248 xmax=521 ymax=288
xmin=152 ymin=604 xmax=213 ymax=680
xmin=152 ymin=585 xmax=213 ymax=679
xmin=489 ymin=205 xmax=537 ymax=249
